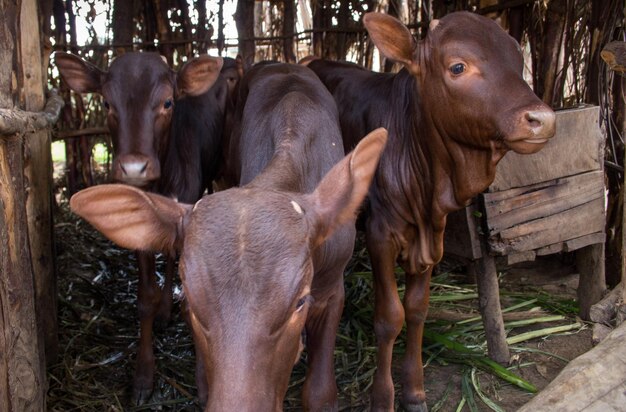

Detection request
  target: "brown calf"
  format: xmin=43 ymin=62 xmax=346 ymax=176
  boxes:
xmin=70 ymin=62 xmax=387 ymax=411
xmin=55 ymin=51 xmax=229 ymax=403
xmin=309 ymin=12 xmax=556 ymax=411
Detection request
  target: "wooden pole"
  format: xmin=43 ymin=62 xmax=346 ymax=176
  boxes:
xmin=0 ymin=0 xmax=62 ymax=409
xmin=20 ymin=0 xmax=59 ymax=366
xmin=600 ymin=41 xmax=626 ymax=317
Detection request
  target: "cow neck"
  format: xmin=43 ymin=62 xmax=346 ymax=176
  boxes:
xmin=248 ymin=132 xmax=309 ymax=194
xmin=371 ymin=70 xmax=499 ymax=269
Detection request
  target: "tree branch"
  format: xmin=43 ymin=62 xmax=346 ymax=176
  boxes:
xmin=0 ymin=90 xmax=64 ymax=137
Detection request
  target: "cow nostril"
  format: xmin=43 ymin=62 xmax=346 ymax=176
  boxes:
xmin=120 ymin=160 xmax=150 ymax=178
xmin=525 ymin=112 xmax=542 ymax=128
xmin=524 ymin=109 xmax=556 ymax=137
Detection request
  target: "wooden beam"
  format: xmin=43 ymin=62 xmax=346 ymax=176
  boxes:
xmin=53 ymin=126 xmax=109 ymax=141
xmin=478 ymin=0 xmax=534 ymax=15
xmin=518 ymin=321 xmax=626 ymax=411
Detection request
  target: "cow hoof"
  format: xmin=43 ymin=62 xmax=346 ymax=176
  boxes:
xmin=401 ymin=400 xmax=428 ymax=412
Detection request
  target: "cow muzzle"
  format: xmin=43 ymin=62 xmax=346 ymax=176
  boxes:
xmin=505 ymin=106 xmax=556 ymax=154
xmin=112 ymin=154 xmax=160 ymax=187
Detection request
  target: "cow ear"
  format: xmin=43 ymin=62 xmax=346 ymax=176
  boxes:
xmin=306 ymin=128 xmax=387 ymax=246
xmin=363 ymin=13 xmax=420 ymax=75
xmin=177 ymin=55 xmax=224 ymax=97
xmin=54 ymin=52 xmax=104 ymax=93
xmin=70 ymin=184 xmax=193 ymax=255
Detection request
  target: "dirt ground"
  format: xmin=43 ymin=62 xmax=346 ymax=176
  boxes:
xmin=420 ymin=256 xmax=593 ymax=412
xmin=48 ymin=194 xmax=595 ymax=412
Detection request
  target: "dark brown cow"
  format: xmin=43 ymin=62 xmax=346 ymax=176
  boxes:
xmin=55 ymin=51 xmax=229 ymax=403
xmin=69 ymin=62 xmax=387 ymax=411
xmin=308 ymin=12 xmax=556 ymax=411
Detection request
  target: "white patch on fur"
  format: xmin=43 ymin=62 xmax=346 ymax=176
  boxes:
xmin=291 ymin=200 xmax=303 ymax=214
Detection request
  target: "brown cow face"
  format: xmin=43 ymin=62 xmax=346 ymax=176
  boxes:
xmin=181 ymin=189 xmax=315 ymax=410
xmin=55 ymin=52 xmax=223 ymax=187
xmin=364 ymin=12 xmax=555 ymax=157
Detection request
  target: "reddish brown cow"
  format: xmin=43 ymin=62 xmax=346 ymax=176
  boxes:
xmin=55 ymin=52 xmax=230 ymax=403
xmin=70 ymin=62 xmax=387 ymax=411
xmin=308 ymin=12 xmax=556 ymax=411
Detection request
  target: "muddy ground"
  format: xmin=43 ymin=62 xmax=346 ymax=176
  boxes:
xmin=48 ymin=193 xmax=594 ymax=412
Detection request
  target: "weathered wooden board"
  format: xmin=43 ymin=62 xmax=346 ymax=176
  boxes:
xmin=484 ymin=170 xmax=604 ymax=234
xmin=490 ymin=105 xmax=603 ymax=192
xmin=488 ymin=196 xmax=605 ymax=255
xmin=518 ymin=321 xmax=626 ymax=412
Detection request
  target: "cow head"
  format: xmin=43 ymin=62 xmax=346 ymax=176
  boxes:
xmin=69 ymin=128 xmax=387 ymax=410
xmin=55 ymin=52 xmax=223 ymax=187
xmin=363 ymin=12 xmax=555 ymax=159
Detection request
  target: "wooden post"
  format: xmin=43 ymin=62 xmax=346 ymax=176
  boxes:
xmin=473 ymin=246 xmax=510 ymax=364
xmin=576 ymin=244 xmax=606 ymax=320
xmin=235 ymin=0 xmax=256 ymax=68
xmin=0 ymin=0 xmax=46 ymax=409
xmin=0 ymin=0 xmax=63 ymax=409
xmin=19 ymin=0 xmax=58 ymax=365
xmin=600 ymin=41 xmax=626 ymax=317
xmin=0 ymin=134 xmax=46 ymax=412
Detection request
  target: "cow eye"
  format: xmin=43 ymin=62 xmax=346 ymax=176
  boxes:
xmin=449 ymin=63 xmax=466 ymax=75
xmin=103 ymin=100 xmax=110 ymax=109
xmin=163 ymin=99 xmax=173 ymax=109
xmin=295 ymin=295 xmax=310 ymax=312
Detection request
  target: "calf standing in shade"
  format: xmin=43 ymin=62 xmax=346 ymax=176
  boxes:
xmin=55 ymin=52 xmax=230 ymax=403
xmin=69 ymin=62 xmax=387 ymax=411
xmin=309 ymin=11 xmax=556 ymax=411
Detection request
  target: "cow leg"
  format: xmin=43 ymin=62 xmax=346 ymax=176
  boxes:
xmin=400 ymin=266 xmax=432 ymax=412
xmin=302 ymin=280 xmax=344 ymax=412
xmin=368 ymin=228 xmax=404 ymax=411
xmin=133 ymin=251 xmax=159 ymax=405
xmin=155 ymin=255 xmax=176 ymax=329
xmin=181 ymin=297 xmax=209 ymax=407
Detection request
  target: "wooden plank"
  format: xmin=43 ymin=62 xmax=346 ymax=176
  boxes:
xmin=534 ymin=232 xmax=605 ymax=256
xmin=564 ymin=232 xmax=606 ymax=252
xmin=536 ymin=242 xmax=565 ymax=256
xmin=483 ymin=171 xmax=604 ymax=234
xmin=507 ymin=250 xmax=536 ymax=265
xmin=488 ymin=197 xmax=605 ymax=255
xmin=490 ymin=106 xmax=604 ymax=192
xmin=518 ymin=321 xmax=626 ymax=412
xmin=483 ymin=170 xmax=603 ymax=215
